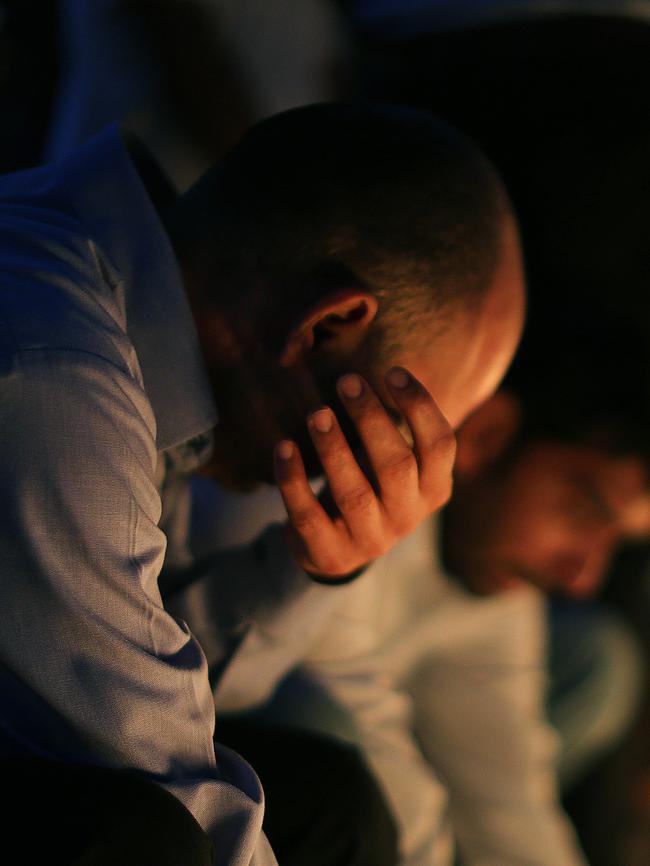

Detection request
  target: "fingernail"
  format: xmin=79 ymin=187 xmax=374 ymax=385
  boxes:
xmin=311 ymin=409 xmax=333 ymax=433
xmin=339 ymin=374 xmax=363 ymax=399
xmin=387 ymin=368 xmax=409 ymax=389
xmin=276 ymin=440 xmax=294 ymax=460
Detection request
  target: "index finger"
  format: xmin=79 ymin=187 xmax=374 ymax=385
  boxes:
xmin=273 ymin=439 xmax=338 ymax=551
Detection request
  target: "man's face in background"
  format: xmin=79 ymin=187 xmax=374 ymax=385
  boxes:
xmin=445 ymin=437 xmax=650 ymax=598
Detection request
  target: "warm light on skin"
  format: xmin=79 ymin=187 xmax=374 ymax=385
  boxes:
xmin=392 ymin=213 xmax=526 ymax=433
xmin=186 ymin=209 xmax=525 ymax=489
xmin=619 ymin=494 xmax=650 ymax=538
xmin=449 ymin=440 xmax=650 ymax=598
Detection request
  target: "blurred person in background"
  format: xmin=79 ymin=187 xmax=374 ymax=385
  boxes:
xmin=446 ymin=314 xmax=649 ymax=790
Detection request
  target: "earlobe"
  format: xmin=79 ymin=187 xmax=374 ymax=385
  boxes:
xmin=279 ymin=290 xmax=378 ymax=367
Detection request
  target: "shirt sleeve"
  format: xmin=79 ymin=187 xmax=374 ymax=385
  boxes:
xmin=407 ymin=587 xmax=588 ymax=866
xmin=0 ymin=348 xmax=276 ymax=866
xmin=160 ymin=476 xmax=356 ymax=714
xmin=297 ymin=662 xmax=457 ymax=866
xmin=270 ymin=558 xmax=587 ymax=866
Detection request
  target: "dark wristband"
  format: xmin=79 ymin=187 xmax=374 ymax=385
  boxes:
xmin=305 ymin=563 xmax=370 ymax=586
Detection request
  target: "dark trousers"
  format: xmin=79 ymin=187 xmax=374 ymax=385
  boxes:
xmin=218 ymin=720 xmax=398 ymax=866
xmin=3 ymin=757 xmax=214 ymax=865
xmin=3 ymin=724 xmax=397 ymax=866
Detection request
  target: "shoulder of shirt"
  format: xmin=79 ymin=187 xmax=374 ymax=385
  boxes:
xmin=0 ymin=127 xmax=217 ymax=452
xmin=0 ymin=175 xmax=144 ymax=388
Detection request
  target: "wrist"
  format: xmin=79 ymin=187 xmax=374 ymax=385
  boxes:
xmin=304 ymin=563 xmax=370 ymax=586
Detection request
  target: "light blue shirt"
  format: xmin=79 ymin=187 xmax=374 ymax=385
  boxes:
xmin=0 ymin=126 xmax=343 ymax=864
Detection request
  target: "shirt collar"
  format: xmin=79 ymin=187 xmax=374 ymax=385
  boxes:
xmin=58 ymin=125 xmax=218 ymax=452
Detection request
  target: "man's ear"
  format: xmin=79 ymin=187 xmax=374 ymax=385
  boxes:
xmin=279 ymin=290 xmax=379 ymax=367
xmin=454 ymin=390 xmax=521 ymax=479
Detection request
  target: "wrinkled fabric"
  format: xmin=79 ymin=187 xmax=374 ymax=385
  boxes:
xmin=0 ymin=128 xmax=335 ymax=864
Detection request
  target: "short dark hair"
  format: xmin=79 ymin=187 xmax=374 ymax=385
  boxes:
xmin=186 ymin=103 xmax=509 ymax=353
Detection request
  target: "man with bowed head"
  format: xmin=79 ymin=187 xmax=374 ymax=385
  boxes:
xmin=0 ymin=103 xmax=524 ymax=863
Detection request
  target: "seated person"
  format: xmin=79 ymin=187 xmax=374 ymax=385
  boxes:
xmin=173 ymin=318 xmax=648 ymax=866
xmin=446 ymin=313 xmax=649 ymax=793
xmin=0 ymin=104 xmax=524 ymax=864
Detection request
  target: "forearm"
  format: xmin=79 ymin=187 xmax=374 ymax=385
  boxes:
xmin=411 ymin=588 xmax=588 ymax=866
